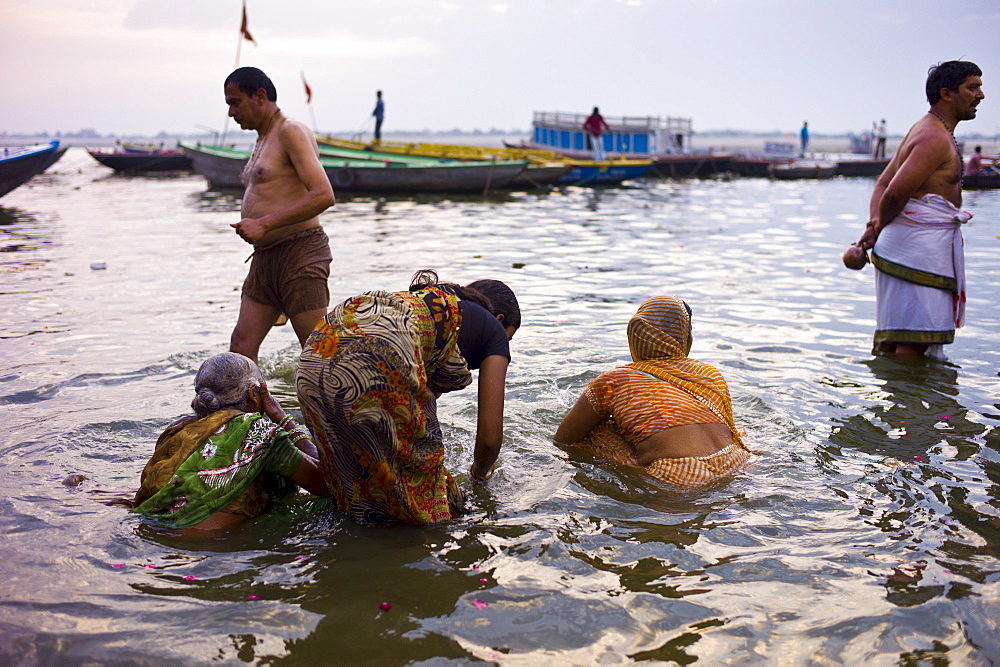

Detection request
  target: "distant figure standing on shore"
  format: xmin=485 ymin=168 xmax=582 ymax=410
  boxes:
xmin=583 ymin=107 xmax=611 ymax=161
xmin=799 ymin=121 xmax=809 ymax=157
xmin=874 ymin=119 xmax=887 ymax=158
xmin=224 ymin=67 xmax=336 ymax=362
xmin=372 ymin=90 xmax=385 ymax=142
xmin=853 ymin=60 xmax=983 ymax=358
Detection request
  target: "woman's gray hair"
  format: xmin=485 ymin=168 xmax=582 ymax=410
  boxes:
xmin=190 ymin=352 xmax=263 ymax=417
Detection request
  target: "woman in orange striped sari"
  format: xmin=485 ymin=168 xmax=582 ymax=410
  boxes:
xmin=554 ymin=296 xmax=750 ymax=487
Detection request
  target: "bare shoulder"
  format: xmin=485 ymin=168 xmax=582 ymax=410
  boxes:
xmin=904 ymin=118 xmax=953 ymax=157
xmin=277 ymin=117 xmax=318 ymax=151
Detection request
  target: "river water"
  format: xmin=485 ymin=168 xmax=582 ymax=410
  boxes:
xmin=1 ymin=148 xmax=998 ymax=664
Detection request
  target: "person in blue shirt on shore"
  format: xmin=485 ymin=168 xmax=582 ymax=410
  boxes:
xmin=800 ymin=121 xmax=809 ymax=157
xmin=372 ymin=90 xmax=385 ymax=142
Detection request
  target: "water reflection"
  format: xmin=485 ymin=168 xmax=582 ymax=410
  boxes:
xmin=2 ymin=171 xmax=999 ymax=662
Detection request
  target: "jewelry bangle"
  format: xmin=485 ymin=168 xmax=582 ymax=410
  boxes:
xmin=278 ymin=415 xmax=295 ymax=430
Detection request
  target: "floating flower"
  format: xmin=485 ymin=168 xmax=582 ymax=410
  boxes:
xmin=379 ymin=602 xmax=392 ymax=611
xmin=473 ymin=599 xmax=489 ymax=610
xmin=111 ymin=563 xmax=125 ymax=569
xmin=183 ymin=575 xmax=196 ymax=581
xmin=145 ymin=564 xmax=158 ymax=569
xmin=479 ymin=578 xmax=488 ymax=584
xmin=247 ymin=595 xmax=261 ymax=600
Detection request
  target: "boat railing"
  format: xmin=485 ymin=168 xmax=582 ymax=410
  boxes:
xmin=533 ymin=111 xmax=692 ymax=134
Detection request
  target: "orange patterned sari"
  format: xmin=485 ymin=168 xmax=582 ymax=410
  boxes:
xmin=296 ymin=289 xmax=471 ymax=524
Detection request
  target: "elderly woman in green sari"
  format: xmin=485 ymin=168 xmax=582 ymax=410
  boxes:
xmin=132 ymin=352 xmax=326 ymax=531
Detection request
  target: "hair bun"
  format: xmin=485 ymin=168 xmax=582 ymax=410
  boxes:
xmin=191 ymin=387 xmax=222 ymax=415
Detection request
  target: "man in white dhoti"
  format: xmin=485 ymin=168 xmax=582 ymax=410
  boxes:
xmin=854 ymin=61 xmax=984 ymax=358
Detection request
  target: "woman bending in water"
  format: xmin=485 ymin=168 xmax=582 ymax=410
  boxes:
xmin=132 ymin=352 xmax=326 ymax=530
xmin=554 ymin=296 xmax=750 ymax=486
xmin=295 ymin=270 xmax=520 ymax=525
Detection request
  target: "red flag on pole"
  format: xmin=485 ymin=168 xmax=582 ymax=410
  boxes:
xmin=240 ymin=1 xmax=257 ymax=46
xmin=301 ymin=71 xmax=313 ymax=104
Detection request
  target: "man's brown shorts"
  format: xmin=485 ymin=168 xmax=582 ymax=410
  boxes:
xmin=242 ymin=226 xmax=332 ymax=317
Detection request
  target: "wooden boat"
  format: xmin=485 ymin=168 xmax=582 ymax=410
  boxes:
xmin=180 ymin=141 xmax=245 ymax=188
xmin=527 ymin=110 xmax=731 ymax=179
xmin=769 ymin=160 xmax=838 ymax=180
xmin=963 ymin=163 xmax=1000 ymax=190
xmin=88 ymin=143 xmax=192 ymax=172
xmin=181 ymin=140 xmax=529 ymax=193
xmin=317 ymin=136 xmax=572 ymax=188
xmin=556 ymin=160 xmax=654 ymax=185
xmin=647 ymin=154 xmax=732 ymax=178
xmin=42 ymin=146 xmax=69 ymax=172
xmin=834 ymin=158 xmax=890 ymax=177
xmin=0 ymin=141 xmax=61 ymax=199
xmin=317 ymin=136 xmax=642 ymax=186
xmin=730 ymin=156 xmax=793 ymax=177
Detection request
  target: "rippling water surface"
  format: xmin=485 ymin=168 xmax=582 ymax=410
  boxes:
xmin=1 ymin=149 xmax=998 ymax=664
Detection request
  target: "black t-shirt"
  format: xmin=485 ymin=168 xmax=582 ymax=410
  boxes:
xmin=457 ymin=301 xmax=510 ymax=370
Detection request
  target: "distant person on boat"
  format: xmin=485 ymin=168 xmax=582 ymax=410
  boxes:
xmin=554 ymin=296 xmax=751 ymax=487
xmin=131 ymin=352 xmax=326 ymax=531
xmin=583 ymin=107 xmax=612 ymax=160
xmin=964 ymin=145 xmax=984 ymax=175
xmin=372 ymin=90 xmax=385 ymax=142
xmin=223 ymin=66 xmax=336 ymax=363
xmin=853 ymin=60 xmax=983 ymax=358
xmin=799 ymin=121 xmax=809 ymax=157
xmin=874 ymin=119 xmax=887 ymax=158
xmin=295 ymin=270 xmax=521 ymax=525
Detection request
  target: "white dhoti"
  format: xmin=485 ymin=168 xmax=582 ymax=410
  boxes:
xmin=871 ymin=194 xmax=971 ymax=357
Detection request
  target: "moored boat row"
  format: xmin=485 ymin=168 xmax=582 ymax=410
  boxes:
xmin=179 ymin=140 xmax=532 ymax=194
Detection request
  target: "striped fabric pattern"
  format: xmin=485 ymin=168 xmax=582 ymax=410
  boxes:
xmin=626 ymin=295 xmax=690 ymax=362
xmin=577 ymin=296 xmax=750 ymax=486
xmin=579 ymin=422 xmax=750 ymax=487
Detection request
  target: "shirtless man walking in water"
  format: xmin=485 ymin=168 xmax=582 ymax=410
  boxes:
xmin=855 ymin=61 xmax=983 ymax=358
xmin=224 ymin=67 xmax=336 ymax=362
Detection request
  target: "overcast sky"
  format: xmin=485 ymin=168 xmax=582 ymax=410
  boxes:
xmin=2 ymin=0 xmax=998 ymax=138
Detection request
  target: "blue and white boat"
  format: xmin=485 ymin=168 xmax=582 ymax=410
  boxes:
xmin=528 ymin=111 xmax=731 ymax=178
xmin=0 ymin=141 xmax=62 ymax=199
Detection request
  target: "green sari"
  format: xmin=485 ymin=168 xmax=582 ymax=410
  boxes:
xmin=133 ymin=410 xmax=297 ymax=528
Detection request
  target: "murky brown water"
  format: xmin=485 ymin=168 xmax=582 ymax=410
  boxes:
xmin=1 ymin=148 xmax=998 ymax=663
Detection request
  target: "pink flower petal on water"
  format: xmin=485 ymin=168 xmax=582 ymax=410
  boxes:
xmin=145 ymin=564 xmax=158 ymax=569
xmin=914 ymin=456 xmax=924 ymax=459
xmin=247 ymin=595 xmax=261 ymax=600
xmin=473 ymin=566 xmax=481 ymax=573
xmin=183 ymin=575 xmax=196 ymax=581
xmin=473 ymin=599 xmax=489 ymax=610
xmin=479 ymin=578 xmax=488 ymax=584
xmin=943 ymin=569 xmax=952 ymax=574
xmin=942 ymin=415 xmax=952 ymax=419
xmin=379 ymin=602 xmax=392 ymax=611
xmin=111 ymin=563 xmax=125 ymax=569
xmin=294 ymin=556 xmax=308 ymax=562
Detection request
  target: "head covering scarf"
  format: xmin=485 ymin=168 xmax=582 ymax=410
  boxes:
xmin=626 ymin=296 xmax=742 ymax=445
